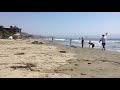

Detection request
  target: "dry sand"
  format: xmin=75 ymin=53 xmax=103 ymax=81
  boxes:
xmin=0 ymin=39 xmax=75 ymax=78
xmin=0 ymin=39 xmax=120 ymax=78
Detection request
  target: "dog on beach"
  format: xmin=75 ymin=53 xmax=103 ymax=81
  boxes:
xmin=89 ymin=40 xmax=94 ymax=48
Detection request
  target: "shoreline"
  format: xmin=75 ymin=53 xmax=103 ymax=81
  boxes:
xmin=52 ymin=38 xmax=120 ymax=53
xmin=50 ymin=39 xmax=120 ymax=54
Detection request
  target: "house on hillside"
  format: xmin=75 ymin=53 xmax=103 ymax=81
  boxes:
xmin=0 ymin=26 xmax=22 ymax=39
xmin=4 ymin=26 xmax=21 ymax=34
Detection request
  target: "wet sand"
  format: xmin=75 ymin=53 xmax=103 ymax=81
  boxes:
xmin=53 ymin=44 xmax=120 ymax=78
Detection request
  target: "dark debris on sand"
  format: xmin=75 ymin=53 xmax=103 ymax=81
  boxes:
xmin=14 ymin=52 xmax=25 ymax=55
xmin=32 ymin=41 xmax=44 ymax=44
xmin=10 ymin=63 xmax=37 ymax=71
xmin=59 ymin=51 xmax=67 ymax=53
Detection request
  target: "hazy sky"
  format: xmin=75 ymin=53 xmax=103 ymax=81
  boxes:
xmin=0 ymin=12 xmax=120 ymax=38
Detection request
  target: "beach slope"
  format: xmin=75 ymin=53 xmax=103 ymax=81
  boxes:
xmin=0 ymin=39 xmax=120 ymax=78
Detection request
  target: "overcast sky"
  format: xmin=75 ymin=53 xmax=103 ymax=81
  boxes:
xmin=0 ymin=12 xmax=120 ymax=38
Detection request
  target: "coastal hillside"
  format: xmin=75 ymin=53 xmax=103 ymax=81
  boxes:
xmin=0 ymin=25 xmax=21 ymax=39
xmin=21 ymin=32 xmax=47 ymax=39
xmin=0 ymin=25 xmax=46 ymax=39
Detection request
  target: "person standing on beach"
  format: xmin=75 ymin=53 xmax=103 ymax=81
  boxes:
xmin=52 ymin=37 xmax=54 ymax=42
xmin=99 ymin=33 xmax=108 ymax=50
xmin=81 ymin=37 xmax=84 ymax=48
xmin=70 ymin=39 xmax=72 ymax=46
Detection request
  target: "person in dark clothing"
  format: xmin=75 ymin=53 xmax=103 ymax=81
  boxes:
xmin=81 ymin=37 xmax=84 ymax=48
xmin=70 ymin=39 xmax=72 ymax=46
xmin=52 ymin=37 xmax=54 ymax=42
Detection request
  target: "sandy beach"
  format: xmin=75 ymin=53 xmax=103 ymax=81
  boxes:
xmin=0 ymin=39 xmax=120 ymax=78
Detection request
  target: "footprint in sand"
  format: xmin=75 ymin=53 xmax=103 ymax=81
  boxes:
xmin=83 ymin=60 xmax=89 ymax=61
xmin=74 ymin=64 xmax=78 ymax=66
xmin=7 ymin=48 xmax=18 ymax=50
xmin=0 ymin=54 xmax=9 ymax=57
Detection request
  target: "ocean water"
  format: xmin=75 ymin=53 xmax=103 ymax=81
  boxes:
xmin=53 ymin=38 xmax=120 ymax=52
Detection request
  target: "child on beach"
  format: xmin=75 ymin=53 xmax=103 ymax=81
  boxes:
xmin=99 ymin=33 xmax=108 ymax=50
